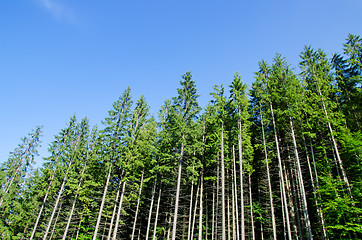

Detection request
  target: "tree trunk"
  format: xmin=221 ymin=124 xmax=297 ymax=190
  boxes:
xmin=285 ymin=151 xmax=301 ymax=240
xmin=238 ymin=117 xmax=245 ymax=240
xmin=198 ymin=169 xmax=204 ymax=240
xmin=107 ymin=179 xmax=122 ymax=240
xmin=211 ymin=178 xmax=216 ymax=240
xmin=232 ymin=146 xmax=240 ymax=240
xmin=152 ymin=184 xmax=162 ymax=240
xmin=260 ymin=108 xmax=277 ymax=240
xmin=309 ymin=138 xmax=328 ymax=239
xmin=93 ymin=163 xmax=112 ymax=240
xmin=112 ymin=180 xmax=127 ymax=239
xmin=131 ymin=170 xmax=145 ymax=240
xmin=270 ymin=103 xmax=292 ymax=240
xmin=146 ymin=177 xmax=157 ymax=240
xmin=249 ymin=174 xmax=255 ymax=240
xmin=29 ymin=169 xmax=56 ymax=240
xmin=75 ymin=213 xmax=82 ymax=240
xmin=0 ymin=144 xmax=32 ymax=207
xmin=172 ymin=140 xmax=184 ymax=240
xmin=187 ymin=167 xmax=195 ymax=240
xmin=62 ymin=157 xmax=89 ymax=240
xmin=191 ymin=182 xmax=200 ymax=240
xmin=49 ymin=202 xmax=62 ymax=239
xmin=231 ymin=165 xmax=236 ymax=240
xmin=221 ymin=125 xmax=226 ymax=240
xmin=290 ymin=117 xmax=312 ymax=239
xmin=227 ymin=170 xmax=231 ymax=240
xmin=43 ymin=161 xmax=73 ymax=239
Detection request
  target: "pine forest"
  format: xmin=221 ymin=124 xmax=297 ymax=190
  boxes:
xmin=1 ymin=34 xmax=362 ymax=240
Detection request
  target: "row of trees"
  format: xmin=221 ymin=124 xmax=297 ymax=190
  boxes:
xmin=1 ymin=34 xmax=361 ymax=239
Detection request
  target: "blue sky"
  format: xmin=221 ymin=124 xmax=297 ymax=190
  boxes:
xmin=1 ymin=0 xmax=361 ymax=167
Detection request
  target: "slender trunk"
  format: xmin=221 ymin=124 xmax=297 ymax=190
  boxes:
xmin=49 ymin=202 xmax=62 ymax=240
xmin=309 ymin=138 xmax=328 ymax=239
xmin=191 ymin=182 xmax=200 ymax=240
xmin=301 ymin=114 xmax=327 ymax=240
xmin=167 ymin=212 xmax=172 ymax=240
xmin=198 ymin=170 xmax=204 ymax=240
xmin=131 ymin=170 xmax=145 ymax=240
xmin=43 ymin=161 xmax=73 ymax=239
xmin=215 ymin=158 xmax=220 ymax=240
xmin=232 ymin=146 xmax=240 ymax=240
xmin=221 ymin=125 xmax=226 ymax=240
xmin=172 ymin=140 xmax=184 ymax=240
xmin=0 ymin=164 xmax=22 ymax=207
xmin=0 ymin=144 xmax=32 ymax=207
xmin=146 ymin=177 xmax=157 ymax=240
xmin=29 ymin=169 xmax=56 ymax=240
xmin=227 ymin=174 xmax=231 ymax=240
xmin=290 ymin=117 xmax=313 ymax=239
xmin=199 ymin=122 xmax=206 ymax=240
xmin=285 ymin=151 xmax=300 ymax=240
xmin=182 ymin=208 xmax=187 ymax=239
xmin=206 ymin=192 xmax=209 ymax=240
xmin=260 ymin=108 xmax=277 ymax=240
xmin=93 ymin=163 xmax=112 ymax=240
xmin=112 ymin=180 xmax=127 ymax=239
xmin=280 ymin=177 xmax=286 ymax=240
xmin=232 ymin=163 xmax=236 ymax=240
xmin=270 ymin=103 xmax=292 ymax=240
xmin=211 ymin=179 xmax=215 ymax=240
xmin=187 ymin=168 xmax=195 ymax=240
xmin=107 ymin=179 xmax=122 ymax=240
xmin=313 ymin=76 xmax=351 ymax=194
xmin=152 ymin=184 xmax=162 ymax=240
xmin=62 ymin=158 xmax=88 ymax=240
xmin=238 ymin=117 xmax=245 ymax=240
xmin=249 ymin=174 xmax=255 ymax=240
xmin=75 ymin=213 xmax=82 ymax=240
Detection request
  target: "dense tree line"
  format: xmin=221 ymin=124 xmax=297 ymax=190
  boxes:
xmin=1 ymin=34 xmax=361 ymax=239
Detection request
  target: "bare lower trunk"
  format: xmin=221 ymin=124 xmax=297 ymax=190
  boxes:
xmin=232 ymin=146 xmax=240 ymax=240
xmin=238 ymin=118 xmax=245 ymax=240
xmin=309 ymin=138 xmax=328 ymax=239
xmin=146 ymin=177 xmax=157 ymax=240
xmin=131 ymin=171 xmax=145 ymax=240
xmin=270 ymin=103 xmax=292 ymax=240
xmin=231 ymin=163 xmax=236 ymax=240
xmin=198 ymin=171 xmax=204 ymax=240
xmin=49 ymin=202 xmax=62 ymax=239
xmin=249 ymin=174 xmax=255 ymax=240
xmin=44 ymin=161 xmax=73 ymax=239
xmin=221 ymin=126 xmax=226 ymax=240
xmin=152 ymin=184 xmax=162 ymax=240
xmin=191 ymin=182 xmax=200 ymax=239
xmin=316 ymin=80 xmax=351 ymax=194
xmin=112 ymin=180 xmax=127 ymax=239
xmin=93 ymin=164 xmax=112 ymax=240
xmin=290 ymin=117 xmax=312 ymax=239
xmin=75 ymin=214 xmax=82 ymax=239
xmin=29 ymin=169 xmax=56 ymax=240
xmin=211 ymin=179 xmax=216 ymax=240
xmin=107 ymin=180 xmax=122 ymax=240
xmin=172 ymin=142 xmax=184 ymax=240
xmin=187 ymin=168 xmax=195 ymax=240
xmin=63 ymin=159 xmax=88 ymax=240
xmin=260 ymin=109 xmax=277 ymax=240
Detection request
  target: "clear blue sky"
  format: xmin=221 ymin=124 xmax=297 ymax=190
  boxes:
xmin=1 ymin=0 xmax=361 ymax=167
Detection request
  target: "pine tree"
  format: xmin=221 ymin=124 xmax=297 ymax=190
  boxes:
xmin=0 ymin=126 xmax=42 ymax=238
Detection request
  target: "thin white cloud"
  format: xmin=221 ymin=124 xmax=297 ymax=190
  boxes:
xmin=37 ymin=0 xmax=75 ymax=23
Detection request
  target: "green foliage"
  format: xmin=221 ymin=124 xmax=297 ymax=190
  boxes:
xmin=2 ymin=33 xmax=362 ymax=240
